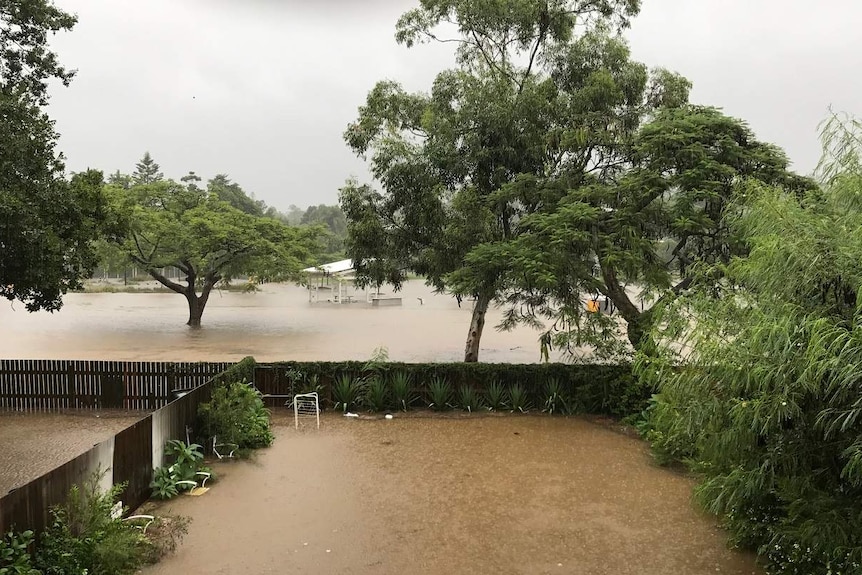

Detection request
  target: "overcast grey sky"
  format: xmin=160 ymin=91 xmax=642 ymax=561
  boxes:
xmin=48 ymin=0 xmax=861 ymax=212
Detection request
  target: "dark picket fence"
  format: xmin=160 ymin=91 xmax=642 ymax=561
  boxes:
xmin=0 ymin=359 xmax=232 ymax=411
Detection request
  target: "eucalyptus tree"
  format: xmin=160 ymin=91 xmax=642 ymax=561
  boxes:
xmin=343 ymin=0 xmax=651 ymax=361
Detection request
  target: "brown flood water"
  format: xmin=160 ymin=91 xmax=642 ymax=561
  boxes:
xmin=0 ymin=281 xmax=569 ymax=363
xmin=0 ymin=411 xmax=144 ymax=494
xmin=141 ymin=414 xmax=761 ymax=575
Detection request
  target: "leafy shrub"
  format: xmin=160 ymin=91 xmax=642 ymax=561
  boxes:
xmin=363 ymin=376 xmax=389 ymax=412
xmin=0 ymin=530 xmax=38 ymax=575
xmin=456 ymin=385 xmax=480 ymax=413
xmin=332 ymin=373 xmax=363 ymax=413
xmin=508 ymin=382 xmax=529 ymax=412
xmin=35 ymin=472 xmax=150 ymax=575
xmin=427 ymin=376 xmax=452 ymax=411
xmin=389 ymin=371 xmax=413 ymax=411
xmin=198 ymin=381 xmax=274 ymax=450
xmin=484 ymin=380 xmax=507 ymax=411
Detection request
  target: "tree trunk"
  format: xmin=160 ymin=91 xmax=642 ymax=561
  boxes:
xmin=464 ymin=293 xmax=491 ymax=363
xmin=186 ymin=292 xmax=204 ymax=328
xmin=185 ymin=278 xmax=214 ymax=328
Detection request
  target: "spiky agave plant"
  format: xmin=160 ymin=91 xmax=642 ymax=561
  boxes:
xmin=427 ymin=376 xmax=452 ymax=411
xmin=332 ymin=373 xmax=363 ymax=413
xmin=484 ymin=380 xmax=508 ymax=411
xmin=457 ymin=384 xmax=480 ymax=413
xmin=389 ymin=371 xmax=413 ymax=411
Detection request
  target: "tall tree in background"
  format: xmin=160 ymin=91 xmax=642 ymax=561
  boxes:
xmin=0 ymin=0 xmax=109 ymax=311
xmin=132 ymin=151 xmax=163 ymax=185
xmin=207 ymin=174 xmax=265 ymax=216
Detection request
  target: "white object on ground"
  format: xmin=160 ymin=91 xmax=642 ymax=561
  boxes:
xmin=345 ymin=412 xmax=359 ymax=417
xmin=385 ymin=414 xmax=394 ymax=420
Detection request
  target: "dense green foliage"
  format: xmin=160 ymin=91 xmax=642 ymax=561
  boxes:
xmin=266 ymin=361 xmax=643 ymax=418
xmin=197 ymin=382 xmax=274 ymax=450
xmin=35 ymin=473 xmax=154 ymax=575
xmin=637 ymin=115 xmax=862 ymax=574
xmin=0 ymin=529 xmax=38 ymax=575
xmin=0 ymin=1 xmax=110 ymax=311
xmin=105 ymin=157 xmax=320 ymax=326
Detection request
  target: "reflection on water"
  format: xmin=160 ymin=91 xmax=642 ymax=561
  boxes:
xmin=0 ymin=282 xmax=564 ymax=363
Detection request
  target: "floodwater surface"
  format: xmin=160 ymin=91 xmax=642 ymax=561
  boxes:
xmin=141 ymin=414 xmax=761 ymax=575
xmin=0 ymin=411 xmax=144 ymax=494
xmin=0 ymin=282 xmax=567 ymax=363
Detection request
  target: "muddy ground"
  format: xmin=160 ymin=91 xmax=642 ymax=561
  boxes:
xmin=141 ymin=413 xmax=761 ymax=575
xmin=0 ymin=411 xmax=144 ymax=494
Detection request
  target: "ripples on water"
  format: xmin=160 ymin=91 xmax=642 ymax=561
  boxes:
xmin=0 ymin=281 xmax=563 ymax=363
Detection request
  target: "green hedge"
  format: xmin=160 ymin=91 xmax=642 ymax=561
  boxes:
xmin=213 ymin=356 xmax=257 ymax=386
xmin=257 ymin=361 xmax=646 ymax=418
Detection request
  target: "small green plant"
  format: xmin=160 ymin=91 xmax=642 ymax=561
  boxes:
xmin=149 ymin=466 xmax=179 ymax=500
xmin=508 ymin=382 xmax=529 ymax=412
xmin=363 ymin=376 xmax=389 ymax=412
xmin=427 ymin=376 xmax=452 ymax=411
xmin=332 ymin=373 xmax=363 ymax=413
xmin=543 ymin=377 xmax=569 ymax=415
xmin=389 ymin=371 xmax=413 ymax=411
xmin=151 ymin=441 xmax=211 ymax=500
xmin=457 ymin=385 xmax=480 ymax=413
xmin=484 ymin=380 xmax=507 ymax=411
xmin=0 ymin=529 xmax=39 ymax=575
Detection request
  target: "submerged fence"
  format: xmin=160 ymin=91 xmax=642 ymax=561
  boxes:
xmin=0 ymin=374 xmax=221 ymax=535
xmin=0 ymin=360 xmax=232 ymax=411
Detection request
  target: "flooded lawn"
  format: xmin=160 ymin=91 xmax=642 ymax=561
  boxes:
xmin=0 ymin=411 xmax=144 ymax=494
xmin=141 ymin=414 xmax=760 ymax=575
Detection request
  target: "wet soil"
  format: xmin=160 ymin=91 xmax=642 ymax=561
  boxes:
xmin=0 ymin=411 xmax=144 ymax=494
xmin=141 ymin=414 xmax=761 ymax=575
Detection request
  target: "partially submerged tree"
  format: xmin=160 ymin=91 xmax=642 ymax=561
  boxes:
xmin=0 ymin=1 xmax=109 ymax=311
xmin=635 ymin=114 xmax=861 ymax=573
xmin=108 ymin=178 xmax=319 ymax=326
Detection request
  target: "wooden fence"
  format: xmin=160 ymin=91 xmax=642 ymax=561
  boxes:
xmin=0 ymin=376 xmax=220 ymax=535
xmin=0 ymin=360 xmax=232 ymax=411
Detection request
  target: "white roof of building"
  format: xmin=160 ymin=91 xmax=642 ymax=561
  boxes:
xmin=302 ymin=259 xmax=355 ymax=275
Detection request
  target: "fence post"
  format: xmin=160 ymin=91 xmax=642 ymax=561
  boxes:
xmin=66 ymin=363 xmax=76 ymax=409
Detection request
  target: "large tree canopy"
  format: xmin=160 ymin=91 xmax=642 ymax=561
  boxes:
xmin=108 ymin=175 xmax=319 ymax=327
xmin=0 ymin=0 xmax=108 ymax=311
xmin=343 ymin=0 xmax=811 ymax=361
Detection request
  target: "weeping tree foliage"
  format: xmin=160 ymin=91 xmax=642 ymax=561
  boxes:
xmin=636 ymin=115 xmax=862 ymax=573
